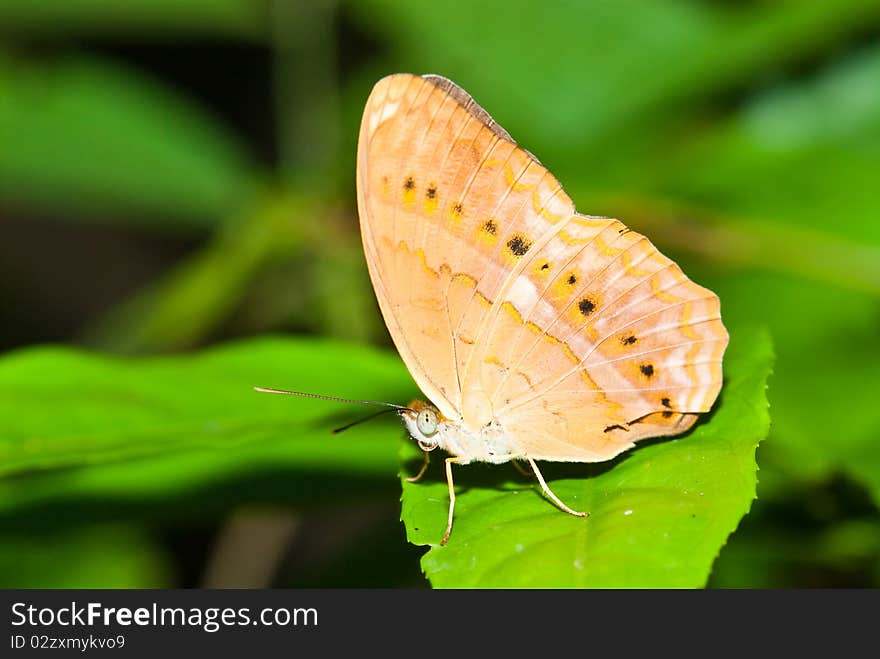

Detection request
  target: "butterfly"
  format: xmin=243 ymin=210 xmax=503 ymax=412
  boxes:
xmin=356 ymin=73 xmax=729 ymax=545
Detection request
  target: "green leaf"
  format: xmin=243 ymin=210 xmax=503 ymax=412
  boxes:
xmin=400 ymin=326 xmax=773 ymax=588
xmin=0 ymin=337 xmax=415 ymax=478
xmin=0 ymin=52 xmax=260 ymax=228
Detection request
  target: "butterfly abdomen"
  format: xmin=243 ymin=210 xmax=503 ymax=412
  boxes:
xmin=437 ymin=419 xmax=518 ymax=465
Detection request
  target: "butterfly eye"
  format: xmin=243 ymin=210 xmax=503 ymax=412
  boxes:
xmin=416 ymin=408 xmax=438 ymax=436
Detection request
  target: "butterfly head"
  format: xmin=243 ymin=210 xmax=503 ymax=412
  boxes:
xmin=401 ymin=400 xmax=446 ymax=451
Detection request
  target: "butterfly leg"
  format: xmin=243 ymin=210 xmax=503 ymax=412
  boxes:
xmin=405 ymin=450 xmax=430 ymax=483
xmin=527 ymin=457 xmax=589 ymax=518
xmin=440 ymin=457 xmax=463 ymax=546
xmin=512 ymin=459 xmax=535 ymax=479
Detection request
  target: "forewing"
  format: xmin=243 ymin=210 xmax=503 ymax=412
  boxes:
xmin=357 ymin=73 xmax=575 ymax=420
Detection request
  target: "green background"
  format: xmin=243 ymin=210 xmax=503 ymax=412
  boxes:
xmin=0 ymin=0 xmax=877 ymax=587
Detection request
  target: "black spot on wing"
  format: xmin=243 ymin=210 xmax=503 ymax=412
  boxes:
xmin=578 ymin=298 xmax=595 ymax=316
xmin=506 ymin=235 xmax=531 ymax=257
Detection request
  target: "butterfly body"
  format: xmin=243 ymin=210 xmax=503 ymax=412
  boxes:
xmin=356 ymin=73 xmax=729 ymax=543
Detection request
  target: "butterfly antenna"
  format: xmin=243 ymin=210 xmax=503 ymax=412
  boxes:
xmin=330 ymin=407 xmax=401 ymax=434
xmin=253 ymin=387 xmax=414 ymax=412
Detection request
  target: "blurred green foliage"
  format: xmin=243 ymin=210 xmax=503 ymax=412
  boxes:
xmin=0 ymin=0 xmax=878 ymax=587
xmin=0 ymin=51 xmax=261 ymax=227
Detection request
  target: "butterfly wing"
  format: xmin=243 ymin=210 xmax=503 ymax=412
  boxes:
xmin=357 ymin=73 xmax=575 ymax=421
xmin=357 ymin=73 xmax=728 ymax=461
